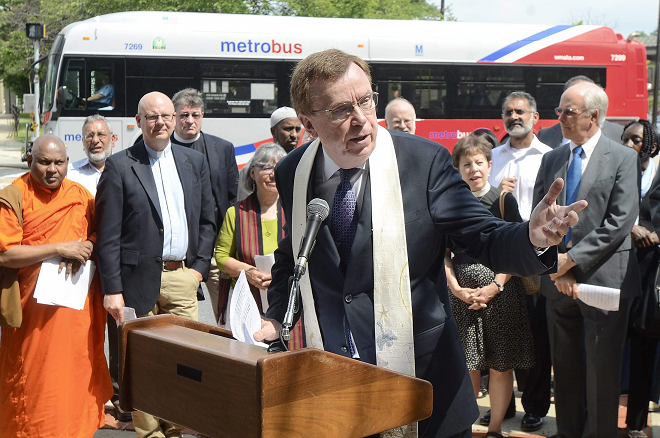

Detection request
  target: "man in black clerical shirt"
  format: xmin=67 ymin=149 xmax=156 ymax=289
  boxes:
xmin=171 ymin=88 xmax=239 ymax=323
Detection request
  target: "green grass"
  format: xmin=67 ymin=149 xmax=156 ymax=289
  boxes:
xmin=15 ymin=113 xmax=33 ymax=145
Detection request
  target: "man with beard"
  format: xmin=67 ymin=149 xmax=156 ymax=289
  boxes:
xmin=270 ymin=106 xmax=302 ymax=152
xmin=490 ymin=92 xmax=552 ymax=220
xmin=67 ymin=114 xmax=116 ymax=196
xmin=488 ymin=91 xmax=552 ymax=432
xmin=67 ymin=114 xmax=129 ymax=422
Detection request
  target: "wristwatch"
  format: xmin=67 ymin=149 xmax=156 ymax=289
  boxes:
xmin=493 ymin=280 xmax=504 ymax=293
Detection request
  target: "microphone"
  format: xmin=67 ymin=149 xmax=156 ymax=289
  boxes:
xmin=293 ymin=198 xmax=330 ymax=278
xmin=281 ymin=198 xmax=329 ymax=343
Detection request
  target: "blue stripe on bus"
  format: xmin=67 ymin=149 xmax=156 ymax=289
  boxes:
xmin=235 ymin=143 xmax=256 ymax=156
xmin=479 ymin=25 xmax=574 ymax=62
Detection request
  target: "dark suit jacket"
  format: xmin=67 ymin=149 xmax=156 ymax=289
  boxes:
xmin=532 ymin=134 xmax=641 ymax=300
xmin=96 ymin=141 xmax=216 ymax=314
xmin=538 ymin=120 xmax=624 ymax=149
xmin=172 ymin=132 xmax=238 ymax=228
xmin=266 ymin=130 xmax=557 ymax=437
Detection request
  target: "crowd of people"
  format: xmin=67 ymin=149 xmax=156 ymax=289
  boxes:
xmin=0 ymin=48 xmax=655 ymax=438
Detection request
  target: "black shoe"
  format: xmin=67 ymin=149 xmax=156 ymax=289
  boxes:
xmin=112 ymin=401 xmax=132 ymax=423
xmin=521 ymin=413 xmax=543 ymax=432
xmin=478 ymin=407 xmax=516 ymax=426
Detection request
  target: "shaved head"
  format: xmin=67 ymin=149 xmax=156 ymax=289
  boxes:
xmin=136 ymin=92 xmax=176 ymax=151
xmin=28 ymin=135 xmax=68 ymax=189
xmin=32 ymin=135 xmax=66 ymax=157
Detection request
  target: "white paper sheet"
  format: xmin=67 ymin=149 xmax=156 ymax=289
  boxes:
xmin=229 ymin=270 xmax=268 ymax=348
xmin=577 ymin=283 xmax=620 ymax=312
xmin=254 ymin=253 xmax=275 ymax=313
xmin=33 ymin=257 xmax=95 ymax=310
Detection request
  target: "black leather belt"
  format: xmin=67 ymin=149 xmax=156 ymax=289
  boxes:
xmin=163 ymin=260 xmax=184 ymax=271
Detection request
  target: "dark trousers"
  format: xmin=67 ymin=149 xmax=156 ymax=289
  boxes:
xmin=515 ymin=294 xmax=552 ymax=417
xmin=107 ymin=312 xmax=120 ymax=402
xmin=626 ymin=332 xmax=658 ymax=430
xmin=547 ymin=295 xmax=631 ymax=438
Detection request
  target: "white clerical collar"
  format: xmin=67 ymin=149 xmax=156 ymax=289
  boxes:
xmin=320 ymin=145 xmax=366 ymax=181
xmin=144 ymin=141 xmax=172 ymax=159
xmin=472 ymin=182 xmax=491 ymax=198
xmin=173 ymin=131 xmax=200 ymax=144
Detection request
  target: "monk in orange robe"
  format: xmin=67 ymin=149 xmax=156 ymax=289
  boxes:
xmin=0 ymin=135 xmax=112 ymax=437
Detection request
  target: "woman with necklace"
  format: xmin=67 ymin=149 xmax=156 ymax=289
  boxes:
xmin=445 ymin=135 xmax=534 ymax=438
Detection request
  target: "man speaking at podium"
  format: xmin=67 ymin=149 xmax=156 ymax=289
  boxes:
xmin=254 ymin=49 xmax=586 ymax=438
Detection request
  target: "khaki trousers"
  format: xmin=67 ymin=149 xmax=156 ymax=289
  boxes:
xmin=132 ymin=266 xmax=199 ymax=438
xmin=205 ymin=257 xmax=221 ymax=323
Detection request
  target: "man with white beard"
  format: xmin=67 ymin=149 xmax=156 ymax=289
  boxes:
xmin=489 ymin=92 xmax=551 ymax=221
xmin=487 ymin=91 xmax=552 ymax=433
xmin=67 ymin=114 xmax=116 ymax=196
xmin=66 ymin=113 xmax=127 ymax=422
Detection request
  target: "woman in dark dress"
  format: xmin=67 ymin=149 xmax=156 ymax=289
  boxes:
xmin=445 ymin=135 xmax=534 ymax=438
xmin=623 ymin=119 xmax=659 ymax=438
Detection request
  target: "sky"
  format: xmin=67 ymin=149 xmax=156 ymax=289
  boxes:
xmin=442 ymin=0 xmax=658 ymax=39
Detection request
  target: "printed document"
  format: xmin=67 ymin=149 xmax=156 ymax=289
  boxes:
xmin=230 ymin=270 xmax=268 ymax=348
xmin=577 ymin=283 xmax=620 ymax=312
xmin=33 ymin=257 xmax=94 ymax=310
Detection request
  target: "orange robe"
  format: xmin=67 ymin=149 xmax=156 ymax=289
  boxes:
xmin=0 ymin=174 xmax=112 ymax=438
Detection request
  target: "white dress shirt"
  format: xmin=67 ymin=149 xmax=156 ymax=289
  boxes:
xmin=568 ymin=129 xmax=602 ymax=175
xmin=145 ymin=142 xmax=189 ymax=261
xmin=489 ymin=135 xmax=552 ymax=220
xmin=315 ymin=147 xmax=368 ymax=215
xmin=67 ymin=158 xmax=103 ymax=196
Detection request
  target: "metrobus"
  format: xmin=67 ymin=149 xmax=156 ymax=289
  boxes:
xmin=40 ymin=11 xmax=648 ymax=164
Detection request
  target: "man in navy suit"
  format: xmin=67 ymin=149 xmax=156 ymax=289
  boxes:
xmin=96 ymin=91 xmax=215 ymax=438
xmin=171 ymin=88 xmax=239 ymax=323
xmin=254 ymin=49 xmax=586 ymax=438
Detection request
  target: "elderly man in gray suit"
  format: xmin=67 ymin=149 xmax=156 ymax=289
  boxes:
xmin=537 ymin=75 xmax=624 ymax=149
xmin=533 ymin=81 xmax=640 ymax=438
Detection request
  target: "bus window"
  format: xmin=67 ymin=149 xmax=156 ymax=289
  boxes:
xmin=200 ymin=61 xmax=278 ymax=116
xmin=373 ymin=65 xmax=448 ymax=119
xmin=452 ymin=66 xmax=525 ymax=119
xmin=125 ymin=58 xmax=197 ymax=114
xmin=534 ymin=67 xmax=606 ymax=119
xmin=59 ymin=57 xmax=124 ymax=115
xmin=62 ymin=59 xmax=85 ymax=110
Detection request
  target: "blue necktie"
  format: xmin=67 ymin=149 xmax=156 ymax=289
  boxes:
xmin=331 ymin=168 xmax=360 ymax=357
xmin=331 ymin=168 xmax=360 ymax=262
xmin=565 ymin=146 xmax=583 ymax=244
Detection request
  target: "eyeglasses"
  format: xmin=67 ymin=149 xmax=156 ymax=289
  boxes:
xmin=313 ymin=92 xmax=379 ymax=121
xmin=178 ymin=112 xmax=203 ymax=120
xmin=555 ymin=107 xmax=588 ymax=118
xmin=142 ymin=113 xmax=175 ymax=123
xmin=84 ymin=132 xmax=109 ymax=141
xmin=502 ymin=109 xmax=533 ymax=118
xmin=253 ymin=163 xmax=275 ymax=174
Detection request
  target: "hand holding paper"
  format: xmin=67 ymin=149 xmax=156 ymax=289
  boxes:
xmin=230 ymin=270 xmax=268 ymax=348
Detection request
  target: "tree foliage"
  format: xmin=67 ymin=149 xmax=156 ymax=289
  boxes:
xmin=0 ymin=0 xmax=453 ymax=96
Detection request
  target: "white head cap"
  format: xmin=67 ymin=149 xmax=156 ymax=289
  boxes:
xmin=270 ymin=106 xmax=298 ymax=128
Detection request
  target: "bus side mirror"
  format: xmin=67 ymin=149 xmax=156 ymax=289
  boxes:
xmin=56 ymin=86 xmax=67 ymax=109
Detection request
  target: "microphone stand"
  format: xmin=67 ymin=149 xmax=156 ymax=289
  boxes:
xmin=280 ymin=274 xmax=301 ymax=348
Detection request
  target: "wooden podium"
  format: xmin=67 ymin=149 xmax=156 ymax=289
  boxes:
xmin=119 ymin=314 xmax=433 ymax=437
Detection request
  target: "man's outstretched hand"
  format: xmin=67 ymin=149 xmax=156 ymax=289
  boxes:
xmin=529 ymin=178 xmax=588 ymax=248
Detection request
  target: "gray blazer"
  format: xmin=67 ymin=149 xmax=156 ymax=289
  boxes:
xmin=532 ymin=134 xmax=641 ymax=300
xmin=538 ymin=120 xmax=624 ymax=149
